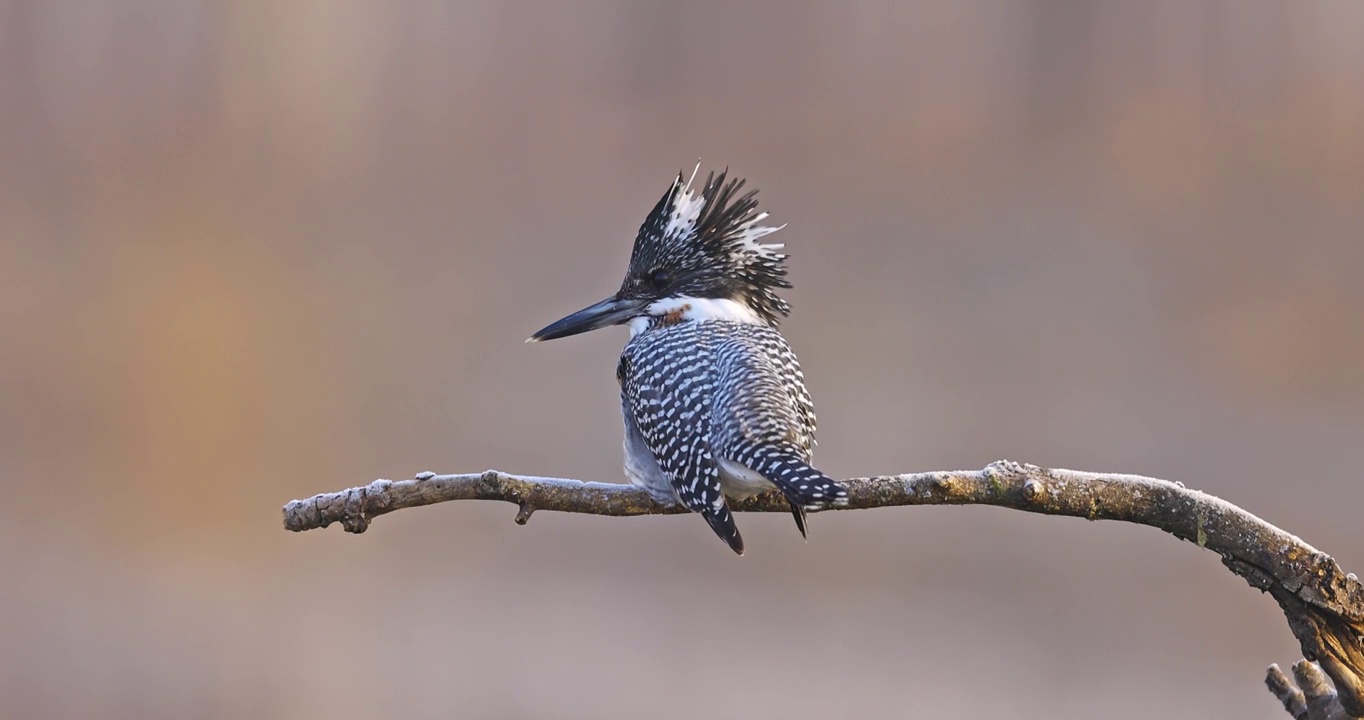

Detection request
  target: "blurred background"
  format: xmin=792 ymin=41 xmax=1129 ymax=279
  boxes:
xmin=2 ymin=1 xmax=1362 ymax=718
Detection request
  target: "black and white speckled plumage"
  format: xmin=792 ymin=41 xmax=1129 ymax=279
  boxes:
xmin=611 ymin=168 xmax=848 ymax=554
xmin=529 ymin=165 xmax=847 ymax=553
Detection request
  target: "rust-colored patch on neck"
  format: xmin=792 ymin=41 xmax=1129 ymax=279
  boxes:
xmin=659 ymin=303 xmax=691 ymax=326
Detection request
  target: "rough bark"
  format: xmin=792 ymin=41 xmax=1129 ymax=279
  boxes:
xmin=282 ymin=460 xmax=1364 ymax=717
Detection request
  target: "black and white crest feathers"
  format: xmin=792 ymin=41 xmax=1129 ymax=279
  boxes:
xmin=621 ymin=166 xmax=792 ymax=325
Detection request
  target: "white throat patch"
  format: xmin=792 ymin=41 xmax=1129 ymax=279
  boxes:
xmin=629 ymin=296 xmax=763 ymax=337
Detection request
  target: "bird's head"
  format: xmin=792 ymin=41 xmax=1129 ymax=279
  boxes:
xmin=529 ymin=165 xmax=790 ymax=342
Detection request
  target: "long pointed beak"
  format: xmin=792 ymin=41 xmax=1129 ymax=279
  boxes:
xmin=527 ymin=296 xmax=645 ymax=342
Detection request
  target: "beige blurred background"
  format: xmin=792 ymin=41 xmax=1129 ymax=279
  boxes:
xmin=2 ymin=1 xmax=1362 ymax=718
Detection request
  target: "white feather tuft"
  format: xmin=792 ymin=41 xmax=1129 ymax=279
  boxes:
xmin=732 ymin=211 xmax=786 ymax=262
xmin=663 ymin=162 xmax=706 ymax=240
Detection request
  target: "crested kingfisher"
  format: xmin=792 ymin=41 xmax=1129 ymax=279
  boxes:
xmin=528 ymin=165 xmax=848 ymax=554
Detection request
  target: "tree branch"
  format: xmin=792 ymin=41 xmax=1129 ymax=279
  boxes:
xmin=282 ymin=460 xmax=1364 ymax=717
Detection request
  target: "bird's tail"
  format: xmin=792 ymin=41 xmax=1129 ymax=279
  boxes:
xmin=740 ymin=444 xmax=849 ymax=538
xmin=702 ymin=504 xmax=745 ymax=556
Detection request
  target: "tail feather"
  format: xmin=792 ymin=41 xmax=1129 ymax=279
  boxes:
xmin=788 ymin=503 xmax=808 ymax=539
xmin=702 ymin=505 xmax=745 ymax=555
xmin=741 ymin=445 xmax=849 ymax=527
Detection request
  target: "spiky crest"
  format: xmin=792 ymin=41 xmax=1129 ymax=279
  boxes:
xmin=620 ymin=165 xmax=792 ymax=325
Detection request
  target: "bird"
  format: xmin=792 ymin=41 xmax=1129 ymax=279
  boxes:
xmin=527 ymin=164 xmax=848 ymax=554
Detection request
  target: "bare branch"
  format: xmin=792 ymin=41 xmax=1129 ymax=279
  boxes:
xmin=1269 ymin=663 xmax=1311 ymax=720
xmin=282 ymin=460 xmax=1364 ymax=717
xmin=1269 ymin=661 xmax=1357 ymax=720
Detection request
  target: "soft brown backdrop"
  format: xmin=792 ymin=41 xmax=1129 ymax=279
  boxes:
xmin=2 ymin=2 xmax=1362 ymax=718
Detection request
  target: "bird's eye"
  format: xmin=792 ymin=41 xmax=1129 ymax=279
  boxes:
xmin=648 ymin=269 xmax=670 ymax=287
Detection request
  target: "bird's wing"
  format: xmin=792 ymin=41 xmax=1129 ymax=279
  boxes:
xmin=712 ymin=325 xmax=847 ymax=519
xmin=773 ymin=335 xmax=818 ymax=454
xmin=619 ymin=331 xmax=744 ymax=554
xmin=712 ymin=325 xmax=816 ymax=458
